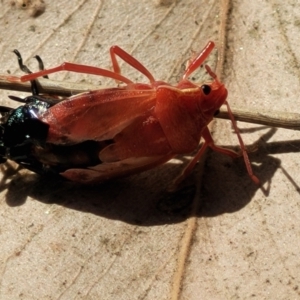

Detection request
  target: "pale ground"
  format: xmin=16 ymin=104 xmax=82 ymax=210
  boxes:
xmin=0 ymin=1 xmax=299 ymax=299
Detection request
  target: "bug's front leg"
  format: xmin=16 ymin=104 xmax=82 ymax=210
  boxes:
xmin=171 ymin=125 xmax=260 ymax=189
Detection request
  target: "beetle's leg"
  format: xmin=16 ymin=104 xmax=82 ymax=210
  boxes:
xmin=14 ymin=62 xmax=134 ymax=85
xmin=12 ymin=50 xmax=49 ymax=95
xmin=109 ymin=46 xmax=155 ymax=83
xmin=13 ymin=49 xmax=39 ymax=95
xmin=34 ymin=55 xmax=49 ymax=79
xmin=13 ymin=50 xmax=32 ymax=74
xmin=183 ymin=41 xmax=215 ymax=80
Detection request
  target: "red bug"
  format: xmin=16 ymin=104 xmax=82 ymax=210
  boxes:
xmin=4 ymin=41 xmax=259 ymax=185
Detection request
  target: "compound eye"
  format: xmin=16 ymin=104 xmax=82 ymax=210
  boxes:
xmin=201 ymin=84 xmax=211 ymax=95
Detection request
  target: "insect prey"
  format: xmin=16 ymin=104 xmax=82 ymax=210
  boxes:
xmin=1 ymin=41 xmax=260 ymax=185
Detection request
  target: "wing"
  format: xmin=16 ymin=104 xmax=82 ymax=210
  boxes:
xmin=40 ymin=87 xmax=157 ymax=144
xmin=60 ymin=155 xmax=174 ymax=184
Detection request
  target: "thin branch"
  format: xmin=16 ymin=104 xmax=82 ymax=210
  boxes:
xmin=1 ymin=74 xmax=300 ymax=131
xmin=0 ymin=74 xmax=97 ymax=97
xmin=217 ymin=107 xmax=300 ymax=131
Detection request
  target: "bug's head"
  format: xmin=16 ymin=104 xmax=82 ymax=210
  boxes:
xmin=197 ymin=65 xmax=228 ymax=117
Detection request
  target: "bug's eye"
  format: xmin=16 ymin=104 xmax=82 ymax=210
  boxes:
xmin=201 ymin=85 xmax=211 ymax=95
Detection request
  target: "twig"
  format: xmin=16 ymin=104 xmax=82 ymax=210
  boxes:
xmin=1 ymin=74 xmax=300 ymax=131
xmin=217 ymin=107 xmax=300 ymax=131
xmin=0 ymin=75 xmax=96 ymax=97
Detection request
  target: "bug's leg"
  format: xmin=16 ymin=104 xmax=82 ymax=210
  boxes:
xmin=171 ymin=140 xmax=210 ymax=189
xmin=182 ymin=41 xmax=215 ymax=79
xmin=172 ymin=124 xmax=260 ymax=188
xmin=201 ymin=126 xmax=259 ymax=184
xmin=109 ymin=46 xmax=155 ymax=83
xmin=202 ymin=126 xmax=241 ymax=158
xmin=170 ymin=125 xmax=238 ymax=188
xmin=11 ymin=62 xmax=134 ymax=85
xmin=223 ymin=101 xmax=260 ymax=184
